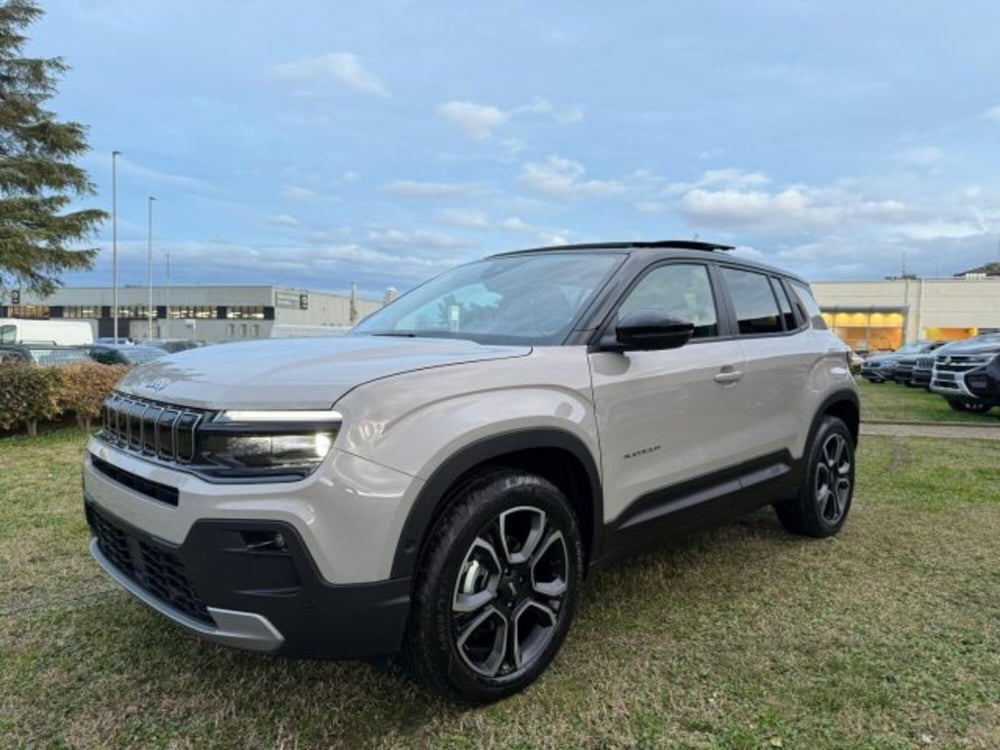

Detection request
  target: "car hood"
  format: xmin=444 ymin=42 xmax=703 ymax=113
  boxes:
xmin=864 ymin=354 xmax=900 ymax=365
xmin=940 ymin=341 xmax=1000 ymax=356
xmin=116 ymin=335 xmax=531 ymax=410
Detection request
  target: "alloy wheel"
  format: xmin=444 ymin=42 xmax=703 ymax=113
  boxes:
xmin=451 ymin=505 xmax=569 ymax=678
xmin=815 ymin=433 xmax=851 ymax=524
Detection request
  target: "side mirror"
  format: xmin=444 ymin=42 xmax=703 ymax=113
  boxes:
xmin=603 ymin=309 xmax=695 ymax=352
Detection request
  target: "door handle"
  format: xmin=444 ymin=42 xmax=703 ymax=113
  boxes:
xmin=714 ymin=367 xmax=744 ymax=384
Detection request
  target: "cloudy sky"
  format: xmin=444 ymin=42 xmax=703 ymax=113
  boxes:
xmin=30 ymin=0 xmax=1000 ymax=298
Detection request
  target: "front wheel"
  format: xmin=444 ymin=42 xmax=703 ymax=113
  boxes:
xmin=774 ymin=416 xmax=855 ymax=538
xmin=403 ymin=469 xmax=584 ymax=703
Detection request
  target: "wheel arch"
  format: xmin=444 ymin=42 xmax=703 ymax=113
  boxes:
xmin=810 ymin=389 xmax=860 ymax=449
xmin=389 ymin=429 xmax=603 ymax=579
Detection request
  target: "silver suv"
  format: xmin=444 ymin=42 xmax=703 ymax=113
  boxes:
xmin=83 ymin=240 xmax=859 ymax=702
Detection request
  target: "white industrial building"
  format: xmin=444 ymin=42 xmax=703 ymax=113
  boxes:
xmin=812 ymin=270 xmax=1000 ymax=352
xmin=2 ymin=285 xmax=386 ymax=342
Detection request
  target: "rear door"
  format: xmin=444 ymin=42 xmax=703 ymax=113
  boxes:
xmin=717 ymin=267 xmax=810 ymax=461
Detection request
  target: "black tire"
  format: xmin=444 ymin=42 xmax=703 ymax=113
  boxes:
xmin=774 ymin=416 xmax=855 ymax=538
xmin=402 ymin=469 xmax=584 ymax=703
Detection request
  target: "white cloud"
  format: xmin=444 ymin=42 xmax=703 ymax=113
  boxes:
xmin=94 ymin=155 xmax=214 ymax=193
xmin=365 ymin=228 xmax=475 ymax=251
xmin=666 ymin=168 xmax=771 ymax=196
xmin=280 ymin=185 xmax=317 ymax=202
xmin=266 ymin=213 xmax=299 ymax=227
xmin=679 ymin=182 xmax=908 ymax=231
xmin=893 ymin=219 xmax=985 ymax=240
xmin=437 ymin=101 xmax=508 ymax=140
xmin=512 ymin=96 xmax=583 ymax=124
xmin=439 ymin=208 xmax=490 ymax=229
xmin=380 ymin=179 xmax=481 ymax=198
xmin=500 ymin=216 xmax=532 ymax=232
xmin=271 ymin=52 xmax=389 ymax=97
xmin=982 ymin=104 xmax=1000 ymax=123
xmin=437 ymin=97 xmax=583 ymax=140
xmin=896 ymin=146 xmax=943 ymax=167
xmin=519 ymin=155 xmax=626 ymax=198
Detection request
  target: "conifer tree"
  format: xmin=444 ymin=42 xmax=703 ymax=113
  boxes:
xmin=0 ymin=0 xmax=106 ymax=299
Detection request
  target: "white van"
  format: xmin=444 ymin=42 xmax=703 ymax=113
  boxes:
xmin=0 ymin=318 xmax=95 ymax=346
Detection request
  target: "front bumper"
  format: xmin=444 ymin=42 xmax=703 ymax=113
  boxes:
xmin=85 ymin=496 xmax=412 ymax=658
xmin=82 ymin=437 xmax=421 ymax=658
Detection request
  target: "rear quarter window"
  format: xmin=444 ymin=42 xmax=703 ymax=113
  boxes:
xmin=788 ymin=281 xmax=828 ymax=330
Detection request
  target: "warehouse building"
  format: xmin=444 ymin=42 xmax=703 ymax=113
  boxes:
xmin=812 ymin=270 xmax=1000 ymax=352
xmin=0 ymin=285 xmax=386 ymax=342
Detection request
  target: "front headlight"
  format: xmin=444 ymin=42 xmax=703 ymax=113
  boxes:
xmin=194 ymin=409 xmax=342 ymax=479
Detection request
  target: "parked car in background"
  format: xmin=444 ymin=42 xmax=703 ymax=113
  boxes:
xmin=860 ymin=340 xmax=943 ymax=383
xmin=930 ymin=333 xmax=1000 ymax=413
xmin=143 ymin=339 xmax=202 ymax=354
xmin=88 ymin=344 xmax=167 ymax=366
xmin=912 ymin=340 xmax=967 ymax=390
xmin=965 ymin=354 xmax=1000 ymax=404
xmin=0 ymin=343 xmax=93 ymax=366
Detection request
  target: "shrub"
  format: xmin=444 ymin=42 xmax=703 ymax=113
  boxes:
xmin=0 ymin=363 xmax=62 ymax=437
xmin=55 ymin=362 xmax=129 ymax=430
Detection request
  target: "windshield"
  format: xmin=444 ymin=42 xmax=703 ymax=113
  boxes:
xmin=353 ymin=252 xmax=624 ymax=345
xmin=122 ymin=347 xmax=167 ymax=365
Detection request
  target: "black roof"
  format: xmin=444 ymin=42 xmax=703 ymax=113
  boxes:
xmin=487 ymin=239 xmax=806 ymax=284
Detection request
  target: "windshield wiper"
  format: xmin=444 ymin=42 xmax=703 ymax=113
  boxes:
xmin=368 ymin=331 xmax=419 ymax=338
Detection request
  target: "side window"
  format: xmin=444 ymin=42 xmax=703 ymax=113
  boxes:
xmin=721 ymin=268 xmax=783 ymax=335
xmin=617 ymin=263 xmax=719 ymax=339
xmin=771 ymin=278 xmax=798 ymax=331
xmin=788 ymin=281 xmax=828 ymax=330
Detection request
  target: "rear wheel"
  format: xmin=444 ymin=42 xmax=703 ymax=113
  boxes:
xmin=774 ymin=416 xmax=855 ymax=538
xmin=403 ymin=469 xmax=584 ymax=703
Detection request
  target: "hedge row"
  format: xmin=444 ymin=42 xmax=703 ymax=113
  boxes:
xmin=0 ymin=362 xmax=129 ymax=437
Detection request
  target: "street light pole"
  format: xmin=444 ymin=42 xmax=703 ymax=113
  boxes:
xmin=112 ymin=150 xmax=121 ymax=341
xmin=165 ymin=250 xmax=171 ymax=339
xmin=147 ymin=196 xmax=156 ymax=339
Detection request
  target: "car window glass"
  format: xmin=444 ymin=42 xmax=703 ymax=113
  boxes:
xmin=788 ymin=281 xmax=828 ymax=330
xmin=353 ymin=252 xmax=622 ymax=345
xmin=722 ymin=268 xmax=783 ymax=335
xmin=772 ymin=278 xmax=798 ymax=331
xmin=617 ymin=263 xmax=719 ymax=338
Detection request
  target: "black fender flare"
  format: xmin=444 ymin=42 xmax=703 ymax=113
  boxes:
xmin=805 ymin=389 xmax=861 ymax=453
xmin=389 ymin=428 xmax=603 ymax=579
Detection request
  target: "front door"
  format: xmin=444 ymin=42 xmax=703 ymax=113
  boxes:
xmin=589 ymin=262 xmax=751 ymax=529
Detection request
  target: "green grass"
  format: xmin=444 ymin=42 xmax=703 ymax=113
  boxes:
xmin=2 ymin=429 xmax=999 ymax=749
xmin=857 ymin=377 xmax=1000 ymax=424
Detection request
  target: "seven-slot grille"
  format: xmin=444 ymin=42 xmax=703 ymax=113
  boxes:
xmin=87 ymin=502 xmax=213 ymax=624
xmin=100 ymin=392 xmax=207 ymax=463
xmin=915 ymin=356 xmax=934 ymax=371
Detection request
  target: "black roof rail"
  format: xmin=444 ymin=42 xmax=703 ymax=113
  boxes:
xmin=629 ymin=240 xmax=734 ymax=252
xmin=494 ymin=239 xmax=735 ymax=255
